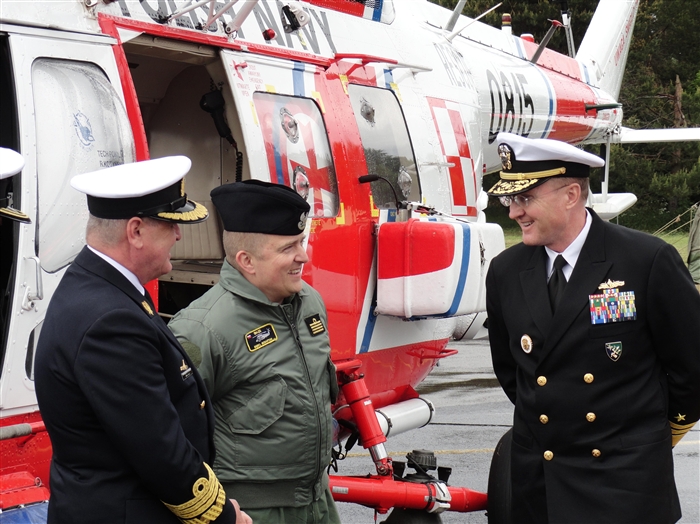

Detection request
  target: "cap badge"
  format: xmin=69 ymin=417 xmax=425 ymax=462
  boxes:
xmin=180 ymin=178 xmax=185 ymax=197
xmin=605 ymin=341 xmax=623 ymax=361
xmin=498 ymin=144 xmax=512 ymax=171
xmin=521 ymin=334 xmax=533 ymax=354
xmin=298 ymin=211 xmax=308 ymax=231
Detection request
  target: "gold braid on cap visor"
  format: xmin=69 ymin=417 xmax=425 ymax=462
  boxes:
xmin=162 ymin=463 xmax=226 ymax=523
xmin=499 ymin=167 xmax=567 ymax=180
xmin=157 ymin=201 xmax=209 ymax=222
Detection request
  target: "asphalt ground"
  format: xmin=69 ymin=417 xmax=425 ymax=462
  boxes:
xmin=333 ymin=335 xmax=700 ymax=524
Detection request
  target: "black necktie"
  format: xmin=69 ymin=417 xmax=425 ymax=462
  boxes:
xmin=548 ymin=255 xmax=567 ymax=313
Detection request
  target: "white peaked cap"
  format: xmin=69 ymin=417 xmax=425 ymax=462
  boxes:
xmin=497 ymin=132 xmax=605 ymax=167
xmin=70 ymin=156 xmax=208 ymax=223
xmin=0 ymin=148 xmax=25 ymax=180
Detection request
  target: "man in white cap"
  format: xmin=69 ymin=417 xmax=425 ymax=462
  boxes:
xmin=34 ymin=157 xmax=251 ymax=524
xmin=485 ymin=133 xmax=700 ymax=523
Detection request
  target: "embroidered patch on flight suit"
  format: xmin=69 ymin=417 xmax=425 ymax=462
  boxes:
xmin=605 ymin=341 xmax=623 ymax=361
xmin=304 ymin=315 xmax=326 ymax=336
xmin=589 ymin=289 xmax=636 ymax=324
xmin=245 ymin=323 xmax=278 ymax=352
xmin=180 ymin=359 xmax=193 ymax=380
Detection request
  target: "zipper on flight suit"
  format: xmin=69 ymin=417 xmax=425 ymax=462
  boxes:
xmin=280 ymin=300 xmax=323 ymax=501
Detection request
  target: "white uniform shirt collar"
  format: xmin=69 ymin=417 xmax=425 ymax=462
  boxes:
xmin=87 ymin=245 xmax=145 ymax=295
xmin=545 ymin=209 xmax=592 ymax=281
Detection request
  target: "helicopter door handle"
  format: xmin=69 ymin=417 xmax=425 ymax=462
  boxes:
xmin=21 ymin=256 xmax=44 ymax=311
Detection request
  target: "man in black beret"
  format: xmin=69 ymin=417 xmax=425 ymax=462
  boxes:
xmin=485 ymin=133 xmax=700 ymax=523
xmin=35 ymin=157 xmax=250 ymax=524
xmin=169 ymin=180 xmax=340 ymax=523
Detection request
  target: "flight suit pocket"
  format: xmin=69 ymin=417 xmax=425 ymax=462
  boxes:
xmin=225 ymin=375 xmax=286 ymax=434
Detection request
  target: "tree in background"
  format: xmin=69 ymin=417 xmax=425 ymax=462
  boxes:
xmin=431 ymin=0 xmax=700 ymax=231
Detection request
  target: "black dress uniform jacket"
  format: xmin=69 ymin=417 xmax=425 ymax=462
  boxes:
xmin=486 ymin=210 xmax=700 ymax=524
xmin=35 ymin=247 xmax=236 ymax=524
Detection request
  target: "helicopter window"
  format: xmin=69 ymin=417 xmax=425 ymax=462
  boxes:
xmin=252 ymin=92 xmax=339 ymax=219
xmin=32 ymin=59 xmax=135 ymax=273
xmin=347 ymin=84 xmax=420 ymax=209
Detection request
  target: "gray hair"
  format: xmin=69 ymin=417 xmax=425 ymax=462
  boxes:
xmin=86 ymin=215 xmax=128 ymax=246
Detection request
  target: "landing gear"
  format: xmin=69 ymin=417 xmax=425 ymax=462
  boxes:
xmin=487 ymin=428 xmax=512 ymax=524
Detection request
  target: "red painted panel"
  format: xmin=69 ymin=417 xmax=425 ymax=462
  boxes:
xmin=377 ymin=220 xmax=455 ymax=279
xmin=520 ymin=40 xmax=583 ymax=81
xmin=545 ymin=71 xmax=598 ymax=143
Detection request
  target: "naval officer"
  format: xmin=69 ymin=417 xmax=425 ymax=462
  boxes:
xmin=485 ymin=133 xmax=700 ymax=523
xmin=35 ymin=157 xmax=251 ymax=524
xmin=169 ymin=180 xmax=340 ymax=523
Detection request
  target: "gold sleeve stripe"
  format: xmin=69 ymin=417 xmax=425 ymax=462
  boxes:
xmin=499 ymin=167 xmax=566 ymax=181
xmin=163 ymin=463 xmax=226 ymax=524
xmin=670 ymin=421 xmax=696 ymax=447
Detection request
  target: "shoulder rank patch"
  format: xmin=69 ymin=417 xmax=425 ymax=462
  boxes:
xmin=304 ymin=315 xmax=326 ymax=336
xmin=245 ymin=323 xmax=278 ymax=352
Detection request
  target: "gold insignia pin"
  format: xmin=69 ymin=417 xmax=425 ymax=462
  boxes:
xmin=598 ymin=279 xmax=625 ymax=290
xmin=141 ymin=300 xmax=153 ymax=316
xmin=498 ymin=144 xmax=512 ymax=171
xmin=521 ymin=334 xmax=533 ymax=354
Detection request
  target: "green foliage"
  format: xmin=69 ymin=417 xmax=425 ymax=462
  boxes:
xmin=430 ymin=0 xmax=700 ymax=232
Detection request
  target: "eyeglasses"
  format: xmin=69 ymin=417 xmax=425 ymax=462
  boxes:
xmin=498 ymin=184 xmax=571 ymax=208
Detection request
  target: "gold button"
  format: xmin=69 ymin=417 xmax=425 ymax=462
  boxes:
xmin=200 ymin=400 xmax=206 ymax=410
xmin=537 ymin=376 xmax=547 ymax=386
xmin=543 ymin=450 xmax=554 ymax=461
xmin=592 ymin=449 xmax=601 ymax=458
xmin=584 ymin=373 xmax=594 ymax=384
xmin=586 ymin=412 xmax=596 ymax=422
xmin=539 ymin=414 xmax=549 ymax=424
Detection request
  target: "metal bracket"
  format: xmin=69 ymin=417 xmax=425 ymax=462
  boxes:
xmin=21 ymin=256 xmax=43 ymax=311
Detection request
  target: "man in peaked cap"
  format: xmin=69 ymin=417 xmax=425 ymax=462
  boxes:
xmin=169 ymin=180 xmax=341 ymax=523
xmin=34 ymin=156 xmax=251 ymax=524
xmin=485 ymin=133 xmax=700 ymax=523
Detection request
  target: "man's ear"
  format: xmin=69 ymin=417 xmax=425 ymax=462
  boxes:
xmin=565 ymin=183 xmax=582 ymax=209
xmin=125 ymin=217 xmax=146 ymax=249
xmin=235 ymin=250 xmax=256 ymax=276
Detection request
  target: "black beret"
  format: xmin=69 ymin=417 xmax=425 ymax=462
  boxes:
xmin=211 ymin=180 xmax=310 ymax=235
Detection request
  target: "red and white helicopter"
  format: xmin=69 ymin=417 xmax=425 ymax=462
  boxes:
xmin=1 ymin=0 xmax=697 ymax=520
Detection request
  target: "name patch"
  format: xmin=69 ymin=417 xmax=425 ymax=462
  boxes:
xmin=304 ymin=315 xmax=326 ymax=336
xmin=589 ymin=289 xmax=637 ymax=324
xmin=245 ymin=324 xmax=278 ymax=352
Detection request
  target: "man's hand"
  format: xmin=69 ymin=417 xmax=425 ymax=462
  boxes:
xmin=231 ymin=499 xmax=253 ymax=524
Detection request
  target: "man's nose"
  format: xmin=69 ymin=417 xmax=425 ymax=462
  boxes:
xmin=508 ymin=203 xmax=524 ymax=220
